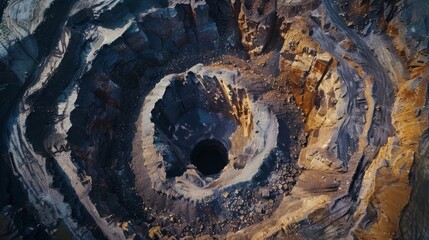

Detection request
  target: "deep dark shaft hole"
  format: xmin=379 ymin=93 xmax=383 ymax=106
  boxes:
xmin=191 ymin=139 xmax=228 ymax=176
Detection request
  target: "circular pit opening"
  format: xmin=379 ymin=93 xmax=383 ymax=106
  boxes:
xmin=191 ymin=139 xmax=229 ymax=176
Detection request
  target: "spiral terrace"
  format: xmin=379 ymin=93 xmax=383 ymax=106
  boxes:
xmin=0 ymin=0 xmax=428 ymax=239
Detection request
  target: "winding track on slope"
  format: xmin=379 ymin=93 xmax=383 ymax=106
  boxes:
xmin=323 ymin=0 xmax=394 ymax=146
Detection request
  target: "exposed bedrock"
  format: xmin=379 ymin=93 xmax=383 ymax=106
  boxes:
xmin=134 ymin=64 xmax=278 ymax=200
xmin=0 ymin=0 xmax=428 ymax=239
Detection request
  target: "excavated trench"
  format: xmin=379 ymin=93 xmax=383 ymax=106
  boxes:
xmin=0 ymin=0 xmax=428 ymax=239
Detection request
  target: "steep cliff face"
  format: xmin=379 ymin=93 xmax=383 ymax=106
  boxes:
xmin=0 ymin=0 xmax=427 ymax=239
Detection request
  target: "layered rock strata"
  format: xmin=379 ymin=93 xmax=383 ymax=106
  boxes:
xmin=0 ymin=0 xmax=427 ymax=239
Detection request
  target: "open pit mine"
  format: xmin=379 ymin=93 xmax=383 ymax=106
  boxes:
xmin=0 ymin=0 xmax=428 ymax=239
